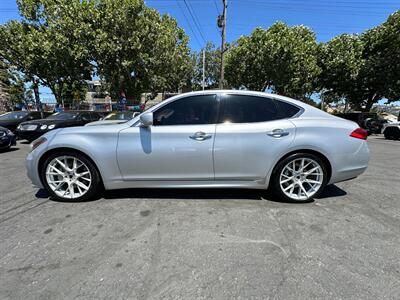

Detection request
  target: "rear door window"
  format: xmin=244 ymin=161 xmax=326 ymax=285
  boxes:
xmin=221 ymin=94 xmax=279 ymax=123
xmin=275 ymin=100 xmax=301 ymax=118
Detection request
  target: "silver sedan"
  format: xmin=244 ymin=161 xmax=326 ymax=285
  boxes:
xmin=26 ymin=91 xmax=370 ymax=202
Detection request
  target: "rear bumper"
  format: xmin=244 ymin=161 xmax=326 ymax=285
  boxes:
xmin=0 ymin=134 xmax=16 ymax=149
xmin=328 ymin=140 xmax=370 ymax=184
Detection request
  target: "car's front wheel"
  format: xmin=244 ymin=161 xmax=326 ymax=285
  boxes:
xmin=40 ymin=151 xmax=102 ymax=201
xmin=271 ymin=153 xmax=328 ymax=203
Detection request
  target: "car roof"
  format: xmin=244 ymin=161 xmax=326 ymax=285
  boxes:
xmin=145 ymin=90 xmax=330 ymax=119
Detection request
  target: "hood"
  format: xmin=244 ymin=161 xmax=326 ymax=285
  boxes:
xmin=20 ymin=119 xmax=78 ymax=126
xmin=86 ymin=120 xmax=128 ymax=126
xmin=0 ymin=119 xmax=21 ymax=126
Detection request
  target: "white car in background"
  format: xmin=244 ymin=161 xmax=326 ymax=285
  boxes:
xmin=382 ymin=122 xmax=400 ymax=140
xmin=86 ymin=111 xmax=140 ymax=126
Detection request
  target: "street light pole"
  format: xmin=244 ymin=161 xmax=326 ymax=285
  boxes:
xmin=219 ymin=0 xmax=227 ymax=89
xmin=202 ymin=49 xmax=206 ymax=90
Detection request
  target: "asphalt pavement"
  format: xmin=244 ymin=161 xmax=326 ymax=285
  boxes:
xmin=0 ymin=136 xmax=399 ymax=300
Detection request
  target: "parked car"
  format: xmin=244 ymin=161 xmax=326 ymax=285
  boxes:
xmin=86 ymin=111 xmax=140 ymax=126
xmin=16 ymin=111 xmax=102 ymax=142
xmin=335 ymin=112 xmax=385 ymax=134
xmin=26 ymin=91 xmax=369 ymax=203
xmin=382 ymin=122 xmax=400 ymax=140
xmin=0 ymin=126 xmax=16 ymax=151
xmin=0 ymin=111 xmax=50 ymax=132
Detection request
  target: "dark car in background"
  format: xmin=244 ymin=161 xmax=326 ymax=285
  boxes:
xmin=0 ymin=126 xmax=16 ymax=151
xmin=0 ymin=111 xmax=50 ymax=132
xmin=335 ymin=112 xmax=386 ymax=134
xmin=16 ymin=111 xmax=102 ymax=142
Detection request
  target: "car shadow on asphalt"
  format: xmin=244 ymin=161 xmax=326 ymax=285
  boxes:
xmin=35 ymin=184 xmax=347 ymax=203
xmin=0 ymin=147 xmax=20 ymax=153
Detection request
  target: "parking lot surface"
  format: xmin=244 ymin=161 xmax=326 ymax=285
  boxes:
xmin=0 ymin=136 xmax=399 ymax=300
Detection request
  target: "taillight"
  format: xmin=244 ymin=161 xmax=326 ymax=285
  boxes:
xmin=350 ymin=128 xmax=368 ymax=140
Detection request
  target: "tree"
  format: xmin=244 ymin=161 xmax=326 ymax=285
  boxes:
xmin=89 ymin=0 xmax=191 ymax=102
xmin=0 ymin=0 xmax=93 ymax=104
xmin=0 ymin=60 xmax=33 ymax=108
xmin=225 ymin=22 xmax=321 ymax=101
xmin=361 ymin=10 xmax=400 ymax=110
xmin=318 ymin=34 xmax=364 ymax=109
xmin=318 ymin=11 xmax=400 ymax=112
xmin=191 ymin=42 xmax=221 ymax=90
xmin=0 ymin=0 xmax=191 ymax=104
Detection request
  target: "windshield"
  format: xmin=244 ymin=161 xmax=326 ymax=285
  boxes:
xmin=0 ymin=111 xmax=29 ymax=120
xmin=104 ymin=112 xmax=134 ymax=120
xmin=46 ymin=112 xmax=78 ymax=120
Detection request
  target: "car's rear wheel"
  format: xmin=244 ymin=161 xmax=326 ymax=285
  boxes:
xmin=271 ymin=153 xmax=328 ymax=203
xmin=40 ymin=151 xmax=102 ymax=201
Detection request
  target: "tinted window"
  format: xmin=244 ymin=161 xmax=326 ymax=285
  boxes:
xmin=153 ymin=95 xmax=218 ymax=126
xmin=276 ymin=100 xmax=301 ymax=118
xmin=47 ymin=112 xmax=78 ymax=120
xmin=80 ymin=113 xmax=92 ymax=121
xmin=0 ymin=111 xmax=29 ymax=120
xmin=90 ymin=112 xmax=101 ymax=121
xmin=222 ymin=95 xmax=279 ymax=123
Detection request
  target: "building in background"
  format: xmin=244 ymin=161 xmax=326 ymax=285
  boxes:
xmin=85 ymin=80 xmax=112 ymax=111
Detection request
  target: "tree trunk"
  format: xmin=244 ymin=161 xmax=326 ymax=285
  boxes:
xmin=362 ymin=93 xmax=379 ymax=112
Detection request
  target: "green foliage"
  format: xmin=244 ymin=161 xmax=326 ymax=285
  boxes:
xmin=0 ymin=0 xmax=93 ymax=103
xmin=0 ymin=0 xmax=191 ymax=104
xmin=89 ymin=0 xmax=191 ymax=101
xmin=318 ymin=11 xmax=400 ymax=111
xmin=225 ymin=22 xmax=320 ymax=101
xmin=318 ymin=34 xmax=364 ymax=107
xmin=0 ymin=60 xmax=33 ymax=106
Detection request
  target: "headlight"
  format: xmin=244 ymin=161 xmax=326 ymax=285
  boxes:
xmin=6 ymin=129 xmax=13 ymax=135
xmin=0 ymin=130 xmax=5 ymax=137
xmin=30 ymin=137 xmax=47 ymax=152
xmin=40 ymin=124 xmax=48 ymax=130
xmin=48 ymin=124 xmax=56 ymax=130
xmin=17 ymin=124 xmax=22 ymax=130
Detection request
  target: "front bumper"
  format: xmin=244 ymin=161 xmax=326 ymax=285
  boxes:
xmin=26 ymin=148 xmax=44 ymax=189
xmin=16 ymin=130 xmax=44 ymax=141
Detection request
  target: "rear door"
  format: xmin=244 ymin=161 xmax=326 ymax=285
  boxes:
xmin=213 ymin=94 xmax=296 ymax=181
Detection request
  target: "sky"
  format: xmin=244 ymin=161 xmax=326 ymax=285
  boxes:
xmin=0 ymin=0 xmax=399 ymax=103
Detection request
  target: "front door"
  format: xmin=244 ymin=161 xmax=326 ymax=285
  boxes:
xmin=213 ymin=94 xmax=296 ymax=181
xmin=117 ymin=94 xmax=219 ymax=181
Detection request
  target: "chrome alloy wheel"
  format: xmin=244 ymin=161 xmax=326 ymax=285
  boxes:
xmin=45 ymin=155 xmax=92 ymax=199
xmin=279 ymin=158 xmax=324 ymax=201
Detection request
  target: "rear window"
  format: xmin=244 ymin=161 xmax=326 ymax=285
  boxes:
xmin=276 ymin=101 xmax=301 ymax=118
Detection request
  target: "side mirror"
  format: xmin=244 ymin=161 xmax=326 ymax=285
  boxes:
xmin=140 ymin=112 xmax=153 ymax=127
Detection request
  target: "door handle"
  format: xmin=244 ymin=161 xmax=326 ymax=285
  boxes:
xmin=267 ymin=129 xmax=290 ymax=138
xmin=190 ymin=131 xmax=212 ymax=141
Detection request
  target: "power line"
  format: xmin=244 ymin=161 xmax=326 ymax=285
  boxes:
xmin=175 ymin=0 xmax=203 ymax=47
xmin=183 ymin=0 xmax=207 ymax=43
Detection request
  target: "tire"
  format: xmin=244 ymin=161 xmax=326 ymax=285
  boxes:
xmin=40 ymin=151 xmax=102 ymax=202
xmin=270 ymin=153 xmax=328 ymax=203
xmin=384 ymin=128 xmax=400 ymax=140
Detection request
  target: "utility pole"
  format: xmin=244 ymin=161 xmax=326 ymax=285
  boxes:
xmin=202 ymin=49 xmax=206 ymax=90
xmin=218 ymin=0 xmax=227 ymax=89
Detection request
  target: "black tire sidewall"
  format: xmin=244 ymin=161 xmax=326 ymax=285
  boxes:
xmin=40 ymin=151 xmax=101 ymax=202
xmin=271 ymin=153 xmax=328 ymax=203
